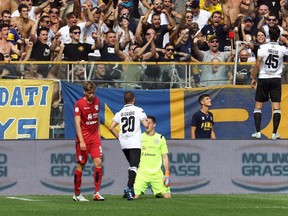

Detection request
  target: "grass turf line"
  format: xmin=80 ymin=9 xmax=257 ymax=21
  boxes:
xmin=0 ymin=194 xmax=287 ymax=216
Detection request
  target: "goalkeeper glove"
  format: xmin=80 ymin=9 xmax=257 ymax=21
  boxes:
xmin=162 ymin=171 xmax=170 ymax=188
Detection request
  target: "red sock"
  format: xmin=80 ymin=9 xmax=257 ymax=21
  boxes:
xmin=74 ymin=169 xmax=82 ymax=195
xmin=94 ymin=167 xmax=102 ymax=192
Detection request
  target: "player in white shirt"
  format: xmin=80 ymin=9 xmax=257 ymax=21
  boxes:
xmin=109 ymin=91 xmax=148 ymax=200
xmin=251 ymin=26 xmax=288 ymax=140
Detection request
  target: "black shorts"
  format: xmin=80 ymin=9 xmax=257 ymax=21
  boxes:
xmin=255 ymin=78 xmax=281 ymax=102
xmin=122 ymin=148 xmax=141 ymax=167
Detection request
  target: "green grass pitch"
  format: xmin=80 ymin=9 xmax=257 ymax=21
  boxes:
xmin=1 ymin=194 xmax=288 ymax=216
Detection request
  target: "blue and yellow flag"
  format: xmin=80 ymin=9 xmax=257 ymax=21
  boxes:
xmin=0 ymin=79 xmax=54 ymax=139
xmin=61 ymin=82 xmax=288 ymax=140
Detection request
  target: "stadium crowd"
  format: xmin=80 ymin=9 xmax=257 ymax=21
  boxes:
xmin=0 ymin=0 xmax=288 ymax=88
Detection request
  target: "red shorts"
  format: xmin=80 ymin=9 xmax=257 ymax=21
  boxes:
xmin=75 ymin=140 xmax=102 ymax=164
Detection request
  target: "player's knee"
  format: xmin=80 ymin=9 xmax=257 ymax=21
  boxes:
xmin=162 ymin=193 xmax=172 ymax=199
xmin=94 ymin=158 xmax=102 ymax=168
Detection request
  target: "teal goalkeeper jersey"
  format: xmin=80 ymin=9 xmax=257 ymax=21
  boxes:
xmin=139 ymin=132 xmax=168 ymax=174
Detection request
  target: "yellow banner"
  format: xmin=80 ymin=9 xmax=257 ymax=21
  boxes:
xmin=0 ymin=79 xmax=54 ymax=139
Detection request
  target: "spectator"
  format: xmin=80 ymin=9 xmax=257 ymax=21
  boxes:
xmin=196 ymin=10 xmax=231 ymax=51
xmin=142 ymin=11 xmax=176 ymax=48
xmin=236 ymin=49 xmax=253 ymax=85
xmin=221 ymin=0 xmax=255 ymax=23
xmin=61 ymin=25 xmax=97 ymax=61
xmin=203 ymin=57 xmax=231 ymax=86
xmin=95 ymin=26 xmax=123 ymax=61
xmin=33 ymin=15 xmax=55 ymax=46
xmin=29 ymin=27 xmax=53 ymax=77
xmin=49 ymin=6 xmax=64 ymax=33
xmin=203 ymin=0 xmax=222 ymax=16
xmin=258 ymin=12 xmax=288 ymax=42
xmin=248 ymin=29 xmax=266 ymax=59
xmin=253 ymin=3 xmax=269 ymax=26
xmin=1 ymin=10 xmax=23 ymax=60
xmin=174 ymin=27 xmax=198 ymax=61
xmin=0 ymin=53 xmax=20 ymax=78
xmin=156 ymin=43 xmax=191 ymax=88
xmin=189 ymin=1 xmax=211 ymax=30
xmin=58 ymin=9 xmax=93 ymax=44
xmin=193 ymin=35 xmax=234 ymax=86
xmin=72 ymin=64 xmax=86 ymax=82
xmin=0 ymin=23 xmax=22 ymax=58
xmin=91 ymin=64 xmax=116 ymax=87
xmin=11 ymin=0 xmax=53 ymax=22
xmin=113 ymin=15 xmax=134 ymax=55
xmin=235 ymin=15 xmax=258 ymax=42
xmin=146 ymin=0 xmax=172 ymax=48
xmin=256 ymin=0 xmax=280 ymax=20
xmin=83 ymin=8 xmax=109 ymax=61
xmin=11 ymin=4 xmax=35 ymax=38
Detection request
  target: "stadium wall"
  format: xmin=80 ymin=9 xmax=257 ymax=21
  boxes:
xmin=1 ymin=139 xmax=288 ymax=195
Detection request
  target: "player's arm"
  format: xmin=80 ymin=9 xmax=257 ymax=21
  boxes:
xmin=211 ymin=127 xmax=216 ymax=139
xmin=74 ymin=115 xmax=86 ymax=151
xmin=141 ymin=118 xmax=149 ymax=129
xmin=251 ymin=56 xmax=262 ymax=89
xmin=191 ymin=126 xmax=196 ymax=139
xmin=109 ymin=121 xmax=119 ymax=139
xmin=162 ymin=153 xmax=170 ymax=187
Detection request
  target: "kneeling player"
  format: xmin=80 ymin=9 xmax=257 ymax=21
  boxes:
xmin=134 ymin=115 xmax=171 ymax=199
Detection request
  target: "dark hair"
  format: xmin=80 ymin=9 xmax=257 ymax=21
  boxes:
xmin=39 ymin=16 xmax=50 ymax=23
xmin=211 ymin=11 xmax=222 ymax=18
xmin=269 ymin=26 xmax=280 ymax=42
xmin=69 ymin=25 xmax=80 ymax=33
xmin=66 ymin=12 xmax=76 ymax=20
xmin=0 ymin=23 xmax=9 ymax=31
xmin=124 ymin=91 xmax=135 ymax=104
xmin=191 ymin=1 xmax=200 ymax=9
xmin=1 ymin=10 xmax=11 ymax=17
xmin=37 ymin=27 xmax=49 ymax=36
xmin=147 ymin=115 xmax=156 ymax=123
xmin=18 ymin=4 xmax=28 ymax=13
xmin=198 ymin=94 xmax=210 ymax=104
xmin=164 ymin=42 xmax=174 ymax=49
xmin=0 ymin=53 xmax=4 ymax=61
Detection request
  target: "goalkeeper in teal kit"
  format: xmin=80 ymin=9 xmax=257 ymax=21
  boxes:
xmin=134 ymin=115 xmax=171 ymax=199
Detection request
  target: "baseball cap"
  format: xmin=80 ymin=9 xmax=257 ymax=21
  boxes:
xmin=208 ymin=35 xmax=219 ymax=42
xmin=243 ymin=16 xmax=253 ymax=22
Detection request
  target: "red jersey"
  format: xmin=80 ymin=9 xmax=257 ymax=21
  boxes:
xmin=74 ymin=97 xmax=100 ymax=144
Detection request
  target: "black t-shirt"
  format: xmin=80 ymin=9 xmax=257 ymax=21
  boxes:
xmin=100 ymin=43 xmax=122 ymax=61
xmin=31 ymin=40 xmax=51 ymax=61
xmin=63 ymin=42 xmax=93 ymax=61
xmin=144 ymin=24 xmax=169 ymax=48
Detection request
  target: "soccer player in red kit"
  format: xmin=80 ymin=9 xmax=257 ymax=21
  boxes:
xmin=73 ymin=81 xmax=104 ymax=201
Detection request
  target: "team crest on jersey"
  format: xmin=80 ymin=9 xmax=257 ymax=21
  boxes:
xmin=95 ymin=105 xmax=99 ymax=111
xmin=75 ymin=107 xmax=79 ymax=113
xmin=79 ymin=155 xmax=83 ymax=161
xmin=202 ymin=116 xmax=205 ymax=120
xmin=154 ymin=139 xmax=159 ymax=144
xmin=78 ymin=46 xmax=84 ymax=52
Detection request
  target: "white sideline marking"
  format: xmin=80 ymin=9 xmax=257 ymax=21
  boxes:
xmin=6 ymin=197 xmax=40 ymax=201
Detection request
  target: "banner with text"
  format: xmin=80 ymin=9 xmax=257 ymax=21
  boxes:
xmin=1 ymin=140 xmax=288 ymax=195
xmin=0 ymin=79 xmax=54 ymax=139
